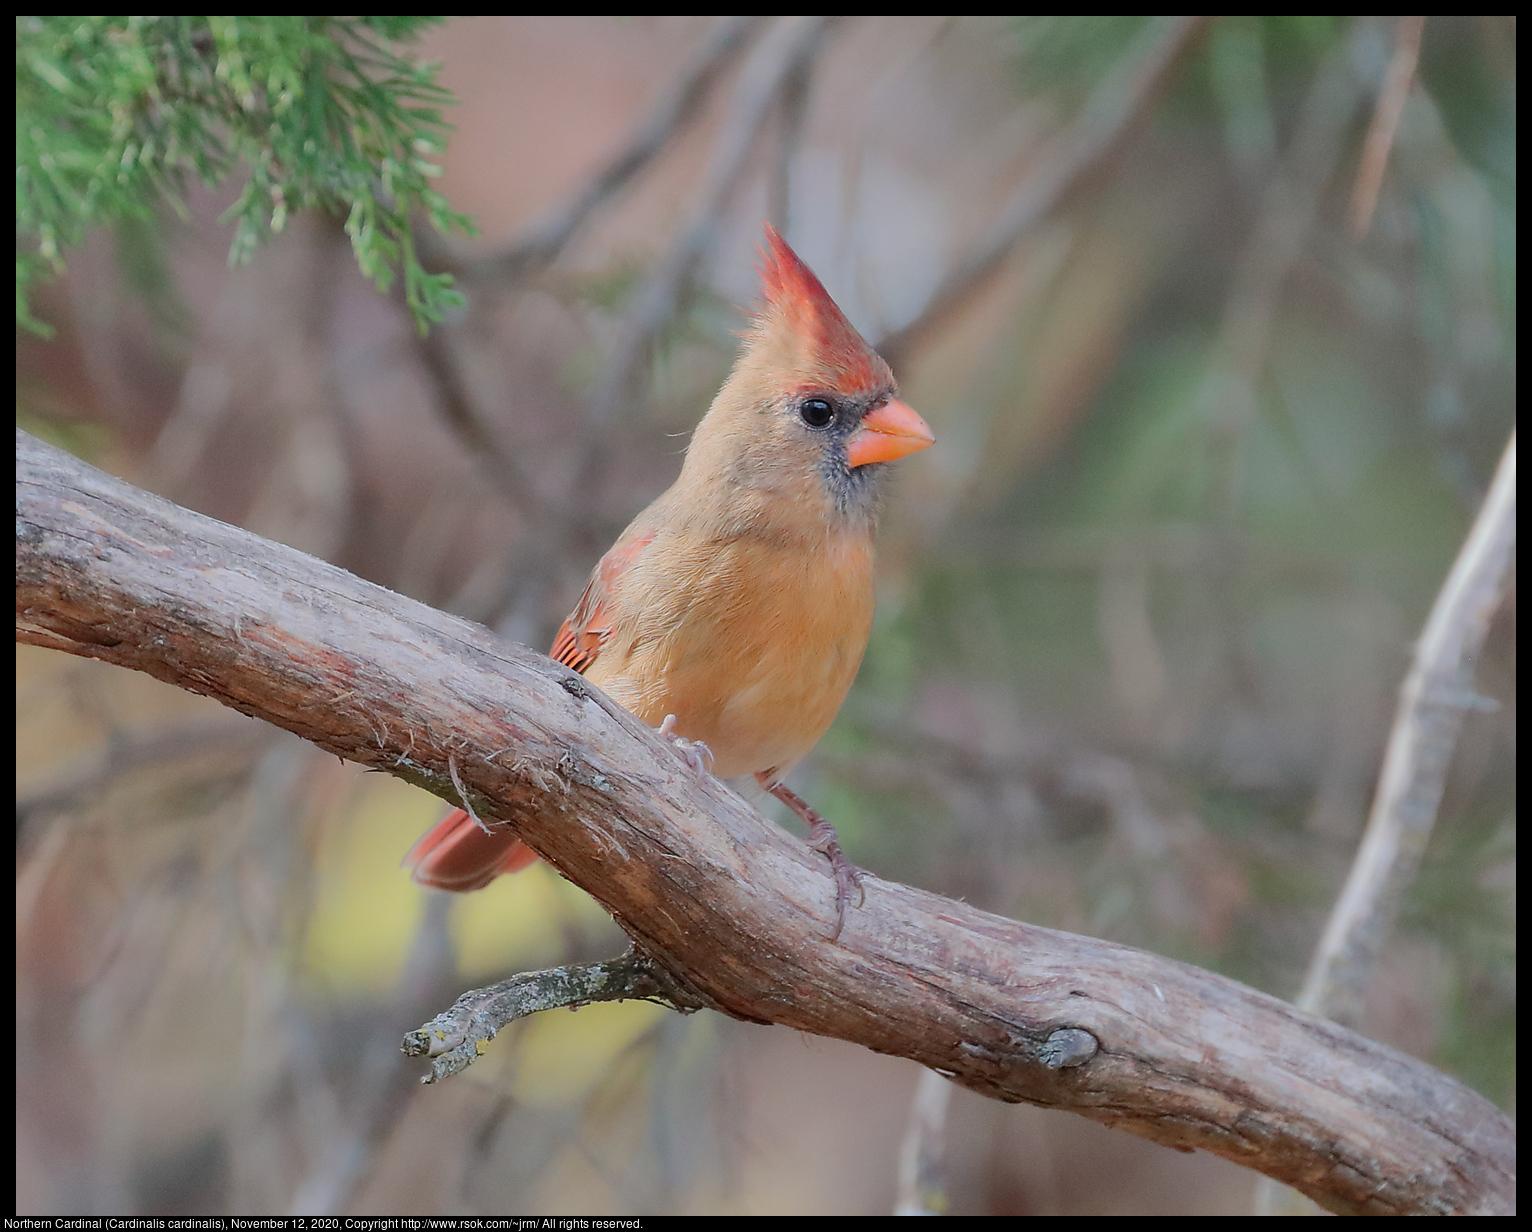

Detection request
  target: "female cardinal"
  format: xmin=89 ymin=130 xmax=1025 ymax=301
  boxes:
xmin=405 ymin=224 xmax=934 ymax=936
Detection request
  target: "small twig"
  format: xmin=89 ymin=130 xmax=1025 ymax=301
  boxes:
xmin=1349 ymin=16 xmax=1426 ymax=241
xmin=1297 ymin=432 xmax=1516 ymax=1023
xmin=446 ymin=751 xmax=486 ymax=832
xmin=876 ymin=15 xmax=1207 ymax=369
xmin=402 ymin=950 xmax=712 ymax=1083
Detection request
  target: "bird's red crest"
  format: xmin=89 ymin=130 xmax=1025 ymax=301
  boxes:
xmin=754 ymin=224 xmax=887 ymax=395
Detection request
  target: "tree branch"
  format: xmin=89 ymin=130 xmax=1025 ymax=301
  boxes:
xmin=15 ymin=429 xmax=1514 ymax=1216
xmin=875 ymin=15 xmax=1208 ymax=369
xmin=403 ymin=950 xmax=711 ymax=1084
xmin=1298 ymin=431 xmax=1517 ymax=1022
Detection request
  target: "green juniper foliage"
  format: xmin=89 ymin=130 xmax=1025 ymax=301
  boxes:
xmin=16 ymin=15 xmax=474 ymax=335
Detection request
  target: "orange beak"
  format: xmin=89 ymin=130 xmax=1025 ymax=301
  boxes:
xmin=845 ymin=398 xmax=935 ymax=468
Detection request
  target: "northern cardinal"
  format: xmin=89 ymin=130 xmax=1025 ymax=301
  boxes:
xmin=405 ymin=224 xmax=933 ymax=935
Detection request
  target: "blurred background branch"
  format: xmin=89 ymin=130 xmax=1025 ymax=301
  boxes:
xmin=876 ymin=14 xmax=1209 ymax=369
xmin=1255 ymin=425 xmax=1515 ymax=1217
xmin=17 ymin=14 xmax=1514 ymax=1217
xmin=1350 ymin=15 xmax=1427 ymax=240
xmin=1300 ymin=429 xmax=1514 ymax=1024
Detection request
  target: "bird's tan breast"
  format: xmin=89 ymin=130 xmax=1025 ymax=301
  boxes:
xmin=588 ymin=527 xmax=876 ymax=779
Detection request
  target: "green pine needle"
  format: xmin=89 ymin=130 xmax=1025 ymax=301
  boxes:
xmin=16 ymin=15 xmax=476 ymax=336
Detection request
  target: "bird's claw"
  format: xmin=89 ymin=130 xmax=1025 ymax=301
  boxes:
xmin=808 ymin=820 xmax=864 ymax=940
xmin=657 ymin=714 xmax=714 ymax=775
xmin=764 ymin=778 xmax=864 ymax=941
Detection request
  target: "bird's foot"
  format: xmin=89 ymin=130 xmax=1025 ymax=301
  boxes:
xmin=657 ymin=713 xmax=714 ymax=775
xmin=763 ymin=779 xmax=864 ymax=941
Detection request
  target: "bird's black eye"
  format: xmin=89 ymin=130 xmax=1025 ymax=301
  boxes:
xmin=799 ymin=397 xmax=834 ymax=429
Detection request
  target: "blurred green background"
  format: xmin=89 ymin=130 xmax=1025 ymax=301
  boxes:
xmin=16 ymin=15 xmax=1514 ymax=1216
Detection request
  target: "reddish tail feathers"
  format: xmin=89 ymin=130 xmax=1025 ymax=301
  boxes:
xmin=404 ymin=809 xmax=539 ymax=892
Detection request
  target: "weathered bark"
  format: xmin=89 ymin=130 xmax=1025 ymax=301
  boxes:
xmin=16 ymin=430 xmax=1515 ymax=1215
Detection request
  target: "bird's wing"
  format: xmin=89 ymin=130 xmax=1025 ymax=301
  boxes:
xmin=550 ymin=527 xmax=656 ymax=674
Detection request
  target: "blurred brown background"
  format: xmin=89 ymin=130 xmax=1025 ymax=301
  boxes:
xmin=16 ymin=15 xmax=1515 ymax=1216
